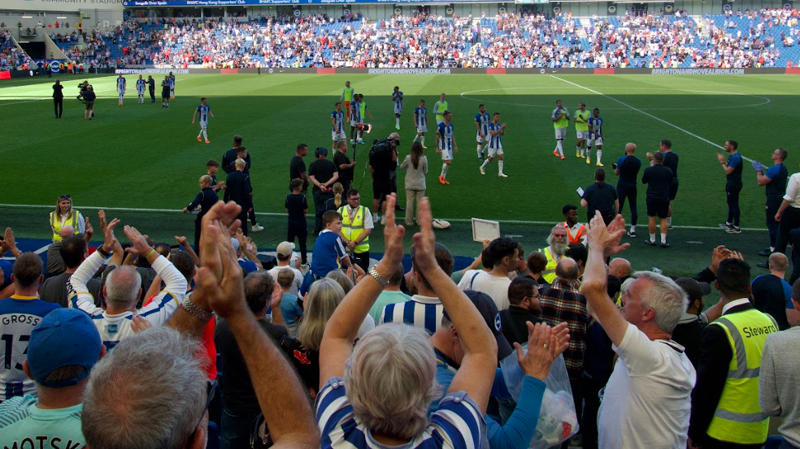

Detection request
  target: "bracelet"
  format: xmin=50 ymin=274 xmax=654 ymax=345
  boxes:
xmin=145 ymin=249 xmax=157 ymax=259
xmin=182 ymin=295 xmax=213 ymax=322
xmin=96 ymin=247 xmax=110 ymax=258
xmin=369 ymin=267 xmax=389 ymax=288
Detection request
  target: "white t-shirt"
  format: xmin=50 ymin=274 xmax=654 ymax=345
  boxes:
xmin=461 ymin=271 xmax=511 ymax=310
xmin=598 ymin=322 xmax=696 ymax=449
xmin=267 ymin=265 xmax=303 ymax=296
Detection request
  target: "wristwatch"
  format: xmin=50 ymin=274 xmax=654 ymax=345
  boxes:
xmin=369 ymin=267 xmax=389 ymax=287
xmin=182 ymin=295 xmax=213 ymax=322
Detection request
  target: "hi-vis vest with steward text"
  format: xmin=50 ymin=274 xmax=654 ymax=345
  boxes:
xmin=706 ymin=308 xmax=778 ymax=444
xmin=339 ymin=205 xmax=369 ymax=254
xmin=50 ymin=211 xmax=79 ymax=242
xmin=538 ymin=246 xmax=560 ymax=284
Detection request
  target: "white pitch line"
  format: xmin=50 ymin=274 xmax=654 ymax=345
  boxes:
xmin=0 ymin=203 xmax=767 ymax=231
xmin=549 ymin=75 xmax=755 ymax=163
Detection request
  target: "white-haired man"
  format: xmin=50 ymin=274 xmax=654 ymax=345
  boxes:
xmin=582 ymin=211 xmax=696 ymax=449
xmin=69 ymin=219 xmax=187 ymax=350
xmin=538 ymin=224 xmax=569 ymax=284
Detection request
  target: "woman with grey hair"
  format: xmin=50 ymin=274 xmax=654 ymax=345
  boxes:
xmin=317 ymin=194 xmax=497 ymax=448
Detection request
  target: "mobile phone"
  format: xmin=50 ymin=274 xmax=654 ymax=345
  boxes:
xmin=612 ymin=163 xmax=618 ymax=170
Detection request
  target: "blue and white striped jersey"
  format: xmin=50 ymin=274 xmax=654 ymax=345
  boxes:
xmin=437 ymin=122 xmax=454 ymax=152
xmin=316 ymin=377 xmax=485 ymax=449
xmin=331 ymin=110 xmax=344 ymax=132
xmin=380 ymin=295 xmax=444 ymax=335
xmin=488 ymin=122 xmax=503 ymax=149
xmin=136 ymin=79 xmax=146 ymax=92
xmin=415 ymin=107 xmax=427 ymax=127
xmin=351 ymin=100 xmax=362 ymax=123
xmin=392 ymin=91 xmax=403 ymax=108
xmin=116 ymin=77 xmax=126 ymax=90
xmin=475 ymin=112 xmax=490 ymax=136
xmin=589 ymin=116 xmax=603 ymax=139
xmin=196 ymin=104 xmax=211 ymax=122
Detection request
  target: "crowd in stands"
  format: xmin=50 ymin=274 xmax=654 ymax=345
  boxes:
xmin=3 ymin=8 xmax=800 ymax=69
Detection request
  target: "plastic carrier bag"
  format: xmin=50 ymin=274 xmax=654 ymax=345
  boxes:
xmin=500 ymin=347 xmax=579 ymax=449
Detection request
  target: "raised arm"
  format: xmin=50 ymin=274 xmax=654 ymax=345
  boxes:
xmin=417 ymin=198 xmax=497 ymax=413
xmin=175 ymin=235 xmax=200 ymax=266
xmin=319 ymin=194 xmax=406 ymax=386
xmin=581 ymin=212 xmax=631 ymax=346
xmin=69 ymin=218 xmax=120 ymax=316
xmin=196 ymin=202 xmax=320 ymax=449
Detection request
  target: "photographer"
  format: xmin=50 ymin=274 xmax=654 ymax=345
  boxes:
xmin=369 ymin=133 xmax=399 ymax=225
xmin=76 ymin=80 xmax=89 ymax=102
xmin=82 ymin=85 xmax=96 ymax=121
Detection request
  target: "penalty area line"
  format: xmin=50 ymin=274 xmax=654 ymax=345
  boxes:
xmin=0 ymin=203 xmax=767 ymax=231
xmin=549 ymin=75 xmax=755 ymax=163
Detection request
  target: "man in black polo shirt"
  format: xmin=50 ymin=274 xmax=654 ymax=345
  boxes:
xmin=224 ymin=158 xmax=253 ymax=236
xmin=716 ymin=139 xmax=744 ymax=234
xmin=290 ymin=143 xmax=309 ymax=192
xmin=661 ymin=140 xmax=679 ymax=229
xmin=308 ymin=147 xmax=339 ymax=234
xmin=642 ymin=151 xmax=674 ymax=248
xmin=615 ymin=142 xmax=642 ymax=238
xmin=756 ymin=148 xmax=789 ymax=261
xmin=581 ymin=168 xmax=618 ymax=225
xmin=333 ymin=140 xmax=355 ymax=193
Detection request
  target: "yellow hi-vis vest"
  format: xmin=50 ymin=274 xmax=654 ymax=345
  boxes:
xmin=342 ymin=86 xmax=354 ymax=102
xmin=50 ymin=211 xmax=79 ymax=242
xmin=339 ymin=205 xmax=369 ymax=254
xmin=706 ymin=308 xmax=778 ymax=444
xmin=538 ymin=246 xmax=560 ymax=284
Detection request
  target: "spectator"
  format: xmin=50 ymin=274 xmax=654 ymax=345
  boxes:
xmin=582 ymin=211 xmax=695 ymax=449
xmin=367 ymin=264 xmax=410 ymax=324
xmin=379 ymin=241 xmax=454 ymax=334
xmin=267 ymin=241 xmax=303 ymax=296
xmin=399 ymin=141 xmax=428 ymax=227
xmin=499 ymin=276 xmax=544 ymax=346
xmin=302 ymin=210 xmax=352 ymax=294
xmin=44 ymin=225 xmax=74 ymax=277
xmin=759 ymin=293 xmax=800 ymax=449
xmin=317 ymin=194 xmax=497 ymax=449
xmin=39 ymin=236 xmax=101 ymax=307
xmin=607 ymin=257 xmax=632 ymax=283
xmin=671 ymin=277 xmax=710 ymax=368
xmin=182 ymin=174 xmax=218 ymax=253
xmin=0 ymin=309 xmax=104 ymax=447
xmin=69 ymin=220 xmax=187 ymax=349
xmin=522 ymin=251 xmax=549 ymax=286
xmin=276 ymin=269 xmax=303 ymax=337
xmin=0 ymin=253 xmax=60 ymax=400
xmin=461 ymin=237 xmax=519 ymax=310
xmin=751 ymin=252 xmax=799 ymax=330
xmin=325 ymin=182 xmax=345 ymax=212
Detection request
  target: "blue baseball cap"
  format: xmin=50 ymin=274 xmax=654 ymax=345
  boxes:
xmin=28 ymin=308 xmax=102 ymax=388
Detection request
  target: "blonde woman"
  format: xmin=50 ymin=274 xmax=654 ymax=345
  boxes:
xmin=49 ymin=194 xmax=84 ymax=242
xmin=325 ymin=182 xmax=345 ymax=212
xmin=399 ymin=141 xmax=428 ymax=226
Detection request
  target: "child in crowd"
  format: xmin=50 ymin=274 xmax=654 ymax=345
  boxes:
xmin=277 ymin=268 xmax=303 ymax=338
xmin=300 ymin=210 xmax=351 ymax=294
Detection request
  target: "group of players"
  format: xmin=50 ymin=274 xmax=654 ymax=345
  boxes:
xmin=113 ymin=72 xmax=176 ymax=107
xmin=337 ymin=81 xmax=509 ymax=185
xmin=552 ymin=99 xmax=605 ymax=166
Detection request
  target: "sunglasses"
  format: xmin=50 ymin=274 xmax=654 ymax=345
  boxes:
xmin=184 ymin=380 xmax=217 ymax=449
xmin=59 ymin=194 xmax=71 ymax=200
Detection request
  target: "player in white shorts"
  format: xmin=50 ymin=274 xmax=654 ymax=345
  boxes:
xmin=392 ymin=86 xmax=403 ymax=130
xmin=192 ymin=97 xmax=213 ymax=144
xmin=436 ymin=110 xmax=458 ymax=185
xmin=349 ymin=94 xmax=362 ymax=144
xmin=168 ymin=72 xmax=176 ymax=99
xmin=135 ymin=75 xmax=146 ymax=104
xmin=116 ymin=74 xmax=126 ymax=106
xmin=588 ymin=107 xmax=604 ymax=166
xmin=474 ymin=104 xmax=490 ymax=161
xmin=413 ymin=99 xmax=428 ymax=149
xmin=479 ymin=112 xmax=507 ymax=177
xmin=574 ymin=102 xmax=591 ymax=162
xmin=331 ymin=102 xmax=347 ymax=148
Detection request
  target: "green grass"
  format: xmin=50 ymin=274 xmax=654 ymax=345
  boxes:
xmin=2 ymin=73 xmax=798 ymax=282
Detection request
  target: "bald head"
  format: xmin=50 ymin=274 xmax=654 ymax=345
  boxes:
xmin=769 ymin=252 xmax=789 ymax=273
xmin=608 ymin=258 xmax=632 ymax=279
xmin=60 ymin=225 xmax=75 ymax=239
xmin=555 ymin=257 xmax=579 ymax=281
xmin=389 ymin=132 xmax=400 ymax=140
xmin=104 ymin=266 xmax=142 ymax=310
xmin=625 ymin=143 xmax=637 ymax=155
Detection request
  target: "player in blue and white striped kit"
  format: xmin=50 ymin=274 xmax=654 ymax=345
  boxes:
xmin=413 ymin=99 xmax=428 ymax=149
xmin=588 ymin=108 xmax=605 ymax=167
xmin=392 ymin=86 xmax=403 ymax=130
xmin=331 ymin=102 xmax=346 ymax=149
xmin=192 ymin=97 xmax=213 ymax=144
xmin=349 ymin=95 xmax=362 ymax=145
xmin=135 ymin=75 xmax=146 ymax=104
xmin=479 ymin=112 xmax=508 ymax=178
xmin=475 ymin=104 xmax=491 ymax=161
xmin=436 ymin=111 xmax=458 ymax=185
xmin=116 ymin=74 xmax=126 ymax=105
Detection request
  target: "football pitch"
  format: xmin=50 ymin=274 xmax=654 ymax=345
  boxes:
xmin=2 ymin=72 xmax=799 ymax=281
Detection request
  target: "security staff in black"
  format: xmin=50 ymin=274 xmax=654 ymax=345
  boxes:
xmin=615 ymin=142 xmax=642 ymax=237
xmin=717 ymin=140 xmax=744 ymax=233
xmin=755 ymin=148 xmax=788 ymax=256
